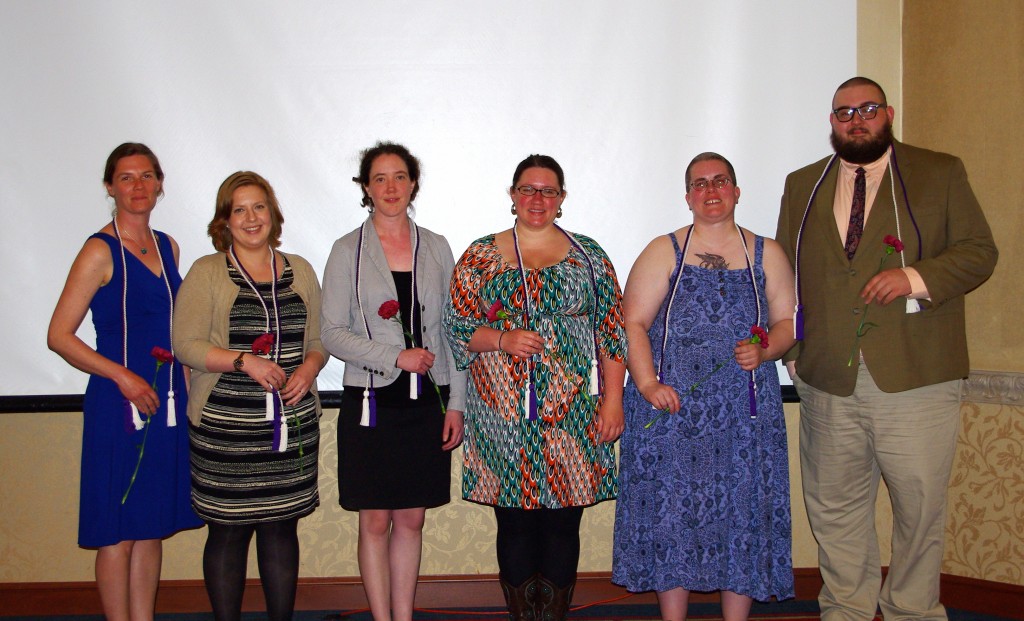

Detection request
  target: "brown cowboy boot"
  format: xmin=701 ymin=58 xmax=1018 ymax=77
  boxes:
xmin=500 ymin=574 xmax=538 ymax=621
xmin=535 ymin=575 xmax=575 ymax=621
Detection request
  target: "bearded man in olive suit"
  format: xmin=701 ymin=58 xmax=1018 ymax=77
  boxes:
xmin=775 ymin=77 xmax=997 ymax=621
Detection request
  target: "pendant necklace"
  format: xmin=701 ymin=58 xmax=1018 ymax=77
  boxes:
xmin=119 ymin=225 xmax=149 ymax=254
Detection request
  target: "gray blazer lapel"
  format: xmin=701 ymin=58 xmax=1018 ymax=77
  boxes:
xmin=363 ymin=218 xmax=399 ymax=301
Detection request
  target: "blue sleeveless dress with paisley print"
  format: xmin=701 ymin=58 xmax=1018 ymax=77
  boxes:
xmin=612 ymin=232 xmax=793 ymax=601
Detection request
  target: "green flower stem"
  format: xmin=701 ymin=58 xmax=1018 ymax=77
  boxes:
xmin=425 ymin=369 xmax=446 ymax=414
xmin=644 ymin=360 xmax=728 ymax=429
xmin=122 ymin=360 xmax=163 ymax=504
xmin=121 ymin=417 xmax=151 ymax=504
xmin=848 ymin=251 xmax=893 ymax=367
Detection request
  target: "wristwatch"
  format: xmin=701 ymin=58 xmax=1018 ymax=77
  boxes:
xmin=233 ymin=352 xmax=246 ymax=371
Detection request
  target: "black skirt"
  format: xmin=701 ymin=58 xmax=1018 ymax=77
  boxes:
xmin=337 ymin=383 xmax=451 ymax=510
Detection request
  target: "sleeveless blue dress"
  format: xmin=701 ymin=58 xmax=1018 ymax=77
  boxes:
xmin=79 ymin=232 xmax=201 ymax=547
xmin=612 ymin=232 xmax=793 ymax=601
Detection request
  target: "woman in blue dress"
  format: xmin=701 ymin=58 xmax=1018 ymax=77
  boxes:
xmin=612 ymin=153 xmax=796 ymax=620
xmin=48 ymin=143 xmax=201 ymax=620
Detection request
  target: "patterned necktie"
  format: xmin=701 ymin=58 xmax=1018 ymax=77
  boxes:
xmin=844 ymin=167 xmax=866 ymax=260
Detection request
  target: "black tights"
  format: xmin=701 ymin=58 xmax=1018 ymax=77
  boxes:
xmin=203 ymin=518 xmax=300 ymax=621
xmin=493 ymin=506 xmax=584 ymax=588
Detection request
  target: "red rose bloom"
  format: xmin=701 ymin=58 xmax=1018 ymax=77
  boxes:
xmin=378 ymin=300 xmax=401 ymax=320
xmin=150 ymin=346 xmax=174 ymax=363
xmin=252 ymin=333 xmax=275 ymax=356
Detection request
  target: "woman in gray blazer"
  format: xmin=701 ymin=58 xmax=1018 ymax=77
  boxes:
xmin=320 ymin=142 xmax=466 ymax=621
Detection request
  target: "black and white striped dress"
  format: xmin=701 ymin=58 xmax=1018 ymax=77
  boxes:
xmin=189 ymin=257 xmax=320 ymax=524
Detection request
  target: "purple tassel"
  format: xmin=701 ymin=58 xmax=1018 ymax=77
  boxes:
xmin=272 ymin=391 xmax=283 ymax=449
xmin=748 ymin=375 xmax=758 ymax=419
xmin=794 ymin=305 xmax=805 ymax=341
xmin=369 ymin=389 xmax=377 ymax=427
xmin=528 ymin=383 xmax=538 ymax=421
xmin=417 ymin=373 xmax=423 ymax=397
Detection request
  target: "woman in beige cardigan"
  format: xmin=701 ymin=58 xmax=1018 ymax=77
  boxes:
xmin=173 ymin=171 xmax=327 ymax=621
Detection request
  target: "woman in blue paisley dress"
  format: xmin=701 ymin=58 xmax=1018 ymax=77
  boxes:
xmin=612 ymin=153 xmax=796 ymax=620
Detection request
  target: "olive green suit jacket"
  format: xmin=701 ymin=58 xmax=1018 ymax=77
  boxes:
xmin=776 ymin=141 xmax=997 ymax=396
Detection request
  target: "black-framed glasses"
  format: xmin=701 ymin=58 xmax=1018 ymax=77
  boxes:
xmin=515 ymin=185 xmax=561 ymax=198
xmin=832 ymin=103 xmax=885 ymax=122
xmin=688 ymin=176 xmax=733 ymax=192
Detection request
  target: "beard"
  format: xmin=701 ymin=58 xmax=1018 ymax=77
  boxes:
xmin=830 ymin=121 xmax=893 ymax=164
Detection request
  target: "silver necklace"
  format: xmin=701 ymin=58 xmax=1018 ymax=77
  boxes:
xmin=119 ymin=224 xmax=150 ymax=254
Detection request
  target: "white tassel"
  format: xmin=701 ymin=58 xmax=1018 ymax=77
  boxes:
xmin=360 ymin=389 xmax=370 ymax=427
xmin=166 ymin=390 xmax=177 ymax=427
xmin=906 ymin=299 xmax=921 ymax=314
xmin=278 ymin=418 xmax=289 ymax=452
xmin=265 ymin=392 xmax=274 ymax=420
xmin=522 ymin=386 xmax=529 ymax=416
xmin=589 ymin=359 xmax=599 ymax=396
xmin=131 ymin=403 xmax=144 ymax=430
xmin=409 ymin=373 xmax=418 ymax=399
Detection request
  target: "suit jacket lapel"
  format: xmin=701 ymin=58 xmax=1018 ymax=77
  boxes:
xmin=811 ymin=166 xmax=850 ymax=264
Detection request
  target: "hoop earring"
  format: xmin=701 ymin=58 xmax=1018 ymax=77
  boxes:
xmin=511 ymin=204 xmax=517 ymax=215
xmin=556 ymin=207 xmax=563 ymax=219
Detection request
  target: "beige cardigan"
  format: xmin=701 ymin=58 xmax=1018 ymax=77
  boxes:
xmin=173 ymin=251 xmax=329 ymax=426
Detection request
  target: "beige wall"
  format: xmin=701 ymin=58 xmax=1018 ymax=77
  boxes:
xmin=900 ymin=0 xmax=1024 ymax=585
xmin=2 ymin=0 xmax=1021 ymax=590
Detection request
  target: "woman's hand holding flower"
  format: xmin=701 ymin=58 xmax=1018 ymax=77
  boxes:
xmin=242 ymin=354 xmax=287 ymax=393
xmin=735 ymin=325 xmax=770 ymax=372
xmin=396 ymin=347 xmax=435 ymax=374
xmin=497 ymin=328 xmax=545 ymax=358
xmin=280 ymin=360 xmax=317 ymax=406
xmin=638 ymin=379 xmax=680 ymax=414
xmin=734 ymin=341 xmax=765 ymax=371
xmin=116 ymin=369 xmax=159 ymax=416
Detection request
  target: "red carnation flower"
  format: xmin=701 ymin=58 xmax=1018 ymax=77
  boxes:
xmin=750 ymin=326 xmax=770 ymax=349
xmin=252 ymin=333 xmax=275 ymax=356
xmin=150 ymin=346 xmax=174 ymax=363
xmin=486 ymin=301 xmax=509 ymax=323
xmin=883 ymin=235 xmax=904 ymax=253
xmin=378 ymin=300 xmax=401 ymax=320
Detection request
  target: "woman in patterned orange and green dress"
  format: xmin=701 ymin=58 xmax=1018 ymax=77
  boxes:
xmin=443 ymin=154 xmax=627 ymax=621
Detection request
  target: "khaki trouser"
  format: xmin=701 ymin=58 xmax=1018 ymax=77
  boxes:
xmin=796 ymin=361 xmax=960 ymax=621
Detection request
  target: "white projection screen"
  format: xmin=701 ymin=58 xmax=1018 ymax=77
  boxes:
xmin=1 ymin=2 xmax=856 ymax=398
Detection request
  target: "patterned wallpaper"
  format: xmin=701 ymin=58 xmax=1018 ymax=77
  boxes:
xmin=942 ymin=372 xmax=1024 ymax=585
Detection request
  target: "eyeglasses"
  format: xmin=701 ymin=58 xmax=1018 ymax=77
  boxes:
xmin=515 ymin=185 xmax=561 ymax=198
xmin=832 ymin=103 xmax=885 ymax=123
xmin=688 ymin=176 xmax=733 ymax=192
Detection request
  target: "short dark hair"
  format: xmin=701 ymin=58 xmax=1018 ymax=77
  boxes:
xmin=103 ymin=142 xmax=165 ymax=196
xmin=352 ymin=142 xmax=421 ymax=208
xmin=833 ymin=76 xmax=888 ymax=106
xmin=511 ymin=154 xmax=565 ymax=191
xmin=685 ymin=152 xmax=737 ymax=187
xmin=208 ymin=171 xmax=285 ymax=252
